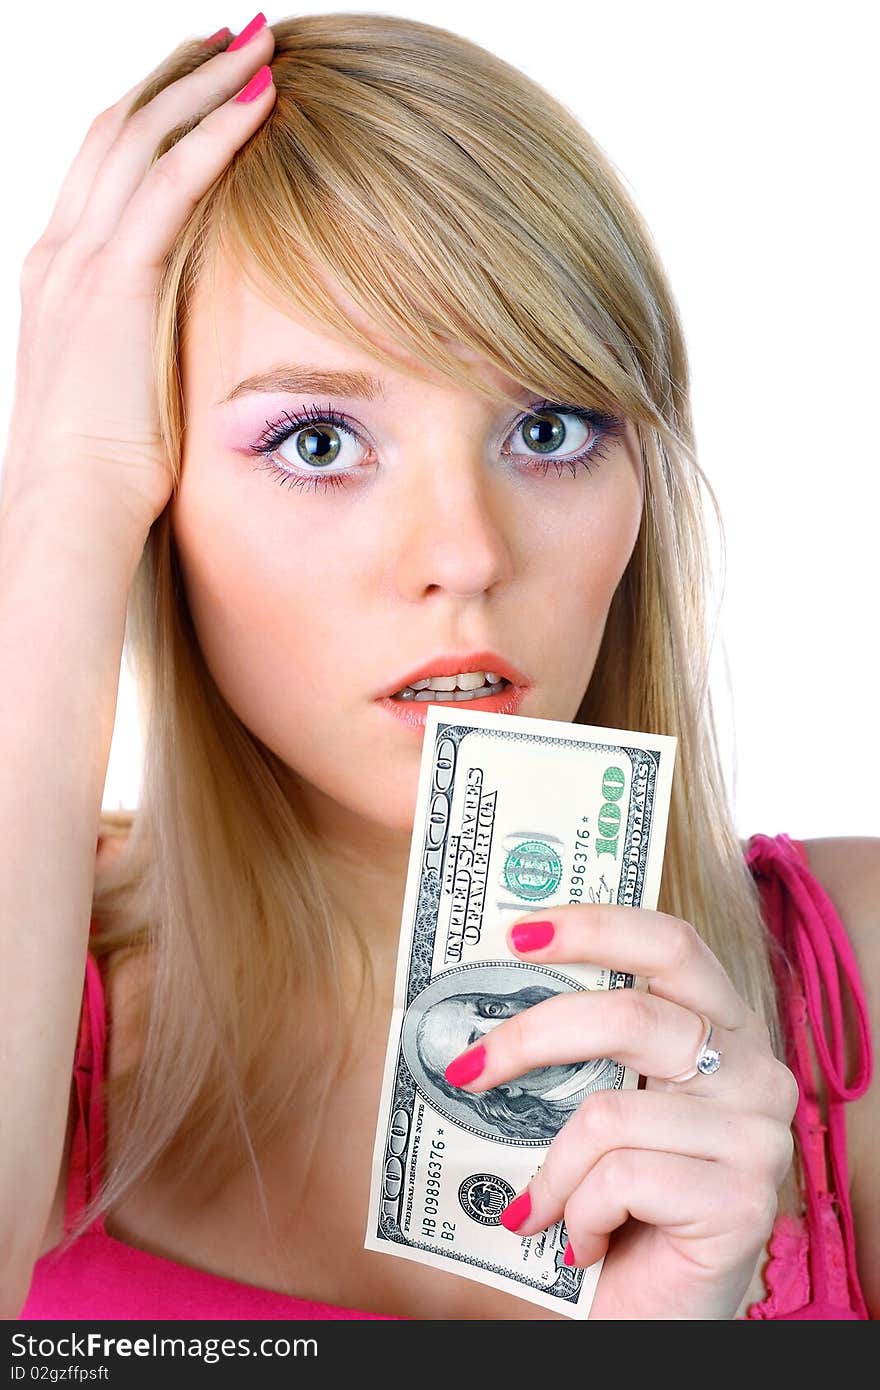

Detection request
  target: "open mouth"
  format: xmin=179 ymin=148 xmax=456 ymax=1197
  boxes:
xmin=390 ymin=677 xmax=511 ymax=702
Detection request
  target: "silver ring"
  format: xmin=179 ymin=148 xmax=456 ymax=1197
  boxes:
xmin=668 ymin=1012 xmax=722 ymax=1083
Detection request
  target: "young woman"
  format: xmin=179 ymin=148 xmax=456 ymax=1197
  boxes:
xmin=2 ymin=12 xmax=876 ymax=1321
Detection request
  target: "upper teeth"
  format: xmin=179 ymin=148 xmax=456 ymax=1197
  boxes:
xmin=408 ymin=670 xmax=500 ymax=692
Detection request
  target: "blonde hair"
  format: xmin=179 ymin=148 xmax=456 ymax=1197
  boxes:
xmin=66 ymin=12 xmax=800 ymax=1264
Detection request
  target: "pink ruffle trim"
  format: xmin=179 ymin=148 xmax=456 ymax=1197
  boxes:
xmin=746 ymin=1197 xmax=850 ymax=1319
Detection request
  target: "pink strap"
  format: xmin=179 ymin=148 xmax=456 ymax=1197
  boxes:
xmin=746 ymin=833 xmax=872 ymax=1319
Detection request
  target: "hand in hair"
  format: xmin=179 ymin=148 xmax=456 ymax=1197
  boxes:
xmin=1 ymin=19 xmax=276 ymax=546
xmin=442 ymin=904 xmax=798 ymax=1320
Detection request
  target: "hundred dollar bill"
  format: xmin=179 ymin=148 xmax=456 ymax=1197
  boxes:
xmin=364 ymin=706 xmax=677 ymax=1319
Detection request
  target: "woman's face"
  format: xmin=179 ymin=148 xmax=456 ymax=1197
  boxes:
xmin=172 ymin=249 xmax=644 ymax=840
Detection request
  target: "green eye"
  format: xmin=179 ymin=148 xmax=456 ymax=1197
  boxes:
xmin=249 ymin=399 xmax=626 ymax=492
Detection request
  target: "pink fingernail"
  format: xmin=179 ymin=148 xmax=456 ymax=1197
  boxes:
xmin=445 ymin=1044 xmax=486 ymax=1087
xmin=511 ymin=920 xmax=555 ymax=952
xmin=563 ymin=1240 xmax=577 ymax=1267
xmin=202 ymin=27 xmax=232 ymax=48
xmin=234 ymin=65 xmax=272 ymax=103
xmin=228 ymin=11 xmax=267 ymax=50
xmin=500 ymin=1190 xmax=531 ymax=1232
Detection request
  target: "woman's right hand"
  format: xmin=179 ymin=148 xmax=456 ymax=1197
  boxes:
xmin=0 ymin=15 xmax=276 ymax=546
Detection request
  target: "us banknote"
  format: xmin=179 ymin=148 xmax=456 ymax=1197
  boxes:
xmin=364 ymin=706 xmax=677 ymax=1318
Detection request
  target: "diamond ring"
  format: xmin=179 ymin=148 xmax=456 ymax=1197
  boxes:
xmin=668 ymin=1012 xmax=722 ymax=1083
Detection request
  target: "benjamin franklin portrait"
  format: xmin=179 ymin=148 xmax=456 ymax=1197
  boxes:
xmin=401 ymin=963 xmax=624 ymax=1143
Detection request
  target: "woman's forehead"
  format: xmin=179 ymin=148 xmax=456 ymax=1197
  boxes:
xmin=182 ymin=244 xmax=528 ymax=406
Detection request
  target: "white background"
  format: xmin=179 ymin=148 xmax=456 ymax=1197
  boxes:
xmin=0 ymin=1 xmax=876 ymax=838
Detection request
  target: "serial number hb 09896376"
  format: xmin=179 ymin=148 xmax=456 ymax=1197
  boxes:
xmin=421 ymin=1136 xmax=456 ymax=1242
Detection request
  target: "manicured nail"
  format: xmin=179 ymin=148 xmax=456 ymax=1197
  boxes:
xmin=445 ymin=1044 xmax=486 ymax=1087
xmin=511 ymin=920 xmax=555 ymax=952
xmin=228 ymin=11 xmax=267 ymax=50
xmin=234 ymin=65 xmax=272 ymax=103
xmin=499 ymin=1190 xmax=531 ymax=1232
xmin=563 ymin=1240 xmax=577 ymax=1267
xmin=202 ymin=27 xmax=232 ymax=48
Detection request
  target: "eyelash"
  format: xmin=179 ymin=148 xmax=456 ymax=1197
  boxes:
xmin=247 ymin=398 xmax=626 ymax=494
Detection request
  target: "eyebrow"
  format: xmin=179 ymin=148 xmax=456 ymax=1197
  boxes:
xmin=217 ymin=366 xmax=389 ymax=407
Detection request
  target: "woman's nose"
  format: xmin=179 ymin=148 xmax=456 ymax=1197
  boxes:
xmin=388 ymin=453 xmax=515 ymax=600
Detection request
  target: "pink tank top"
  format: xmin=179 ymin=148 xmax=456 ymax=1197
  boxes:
xmin=20 ymin=832 xmax=872 ymax=1320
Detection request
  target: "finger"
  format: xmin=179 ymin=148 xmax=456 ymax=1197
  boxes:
xmin=507 ymin=904 xmax=753 ymax=1031
xmin=559 ymin=1149 xmax=778 ymax=1272
xmin=67 ymin=22 xmax=276 ymax=258
xmin=444 ymin=986 xmax=766 ymax=1102
xmin=496 ymin=1090 xmax=793 ymax=1239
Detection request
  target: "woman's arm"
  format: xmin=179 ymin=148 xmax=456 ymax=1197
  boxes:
xmin=800 ymin=836 xmax=880 ymax=1318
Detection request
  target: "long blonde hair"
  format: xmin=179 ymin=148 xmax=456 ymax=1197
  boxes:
xmin=67 ymin=12 xmax=800 ymax=1261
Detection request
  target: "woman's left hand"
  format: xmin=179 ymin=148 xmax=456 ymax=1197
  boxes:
xmin=442 ymin=904 xmax=800 ymax=1320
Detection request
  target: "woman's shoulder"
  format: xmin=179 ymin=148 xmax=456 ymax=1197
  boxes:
xmin=738 ymin=833 xmax=878 ymax=979
xmin=767 ymin=834 xmax=879 ymax=1318
xmin=792 ymin=835 xmax=879 ymax=1117
xmin=739 ymin=836 xmax=878 ymax=1095
xmin=794 ymin=836 xmax=880 ymax=941
xmin=771 ymin=836 xmax=879 ymax=1046
xmin=747 ymin=833 xmax=879 ymax=1103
